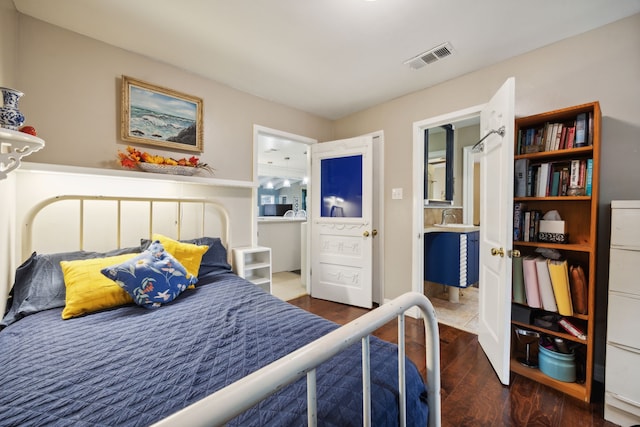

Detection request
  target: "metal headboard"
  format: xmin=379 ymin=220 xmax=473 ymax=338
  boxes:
xmin=21 ymin=195 xmax=231 ymax=261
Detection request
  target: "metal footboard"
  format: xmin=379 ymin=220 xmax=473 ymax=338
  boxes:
xmin=153 ymin=291 xmax=441 ymax=427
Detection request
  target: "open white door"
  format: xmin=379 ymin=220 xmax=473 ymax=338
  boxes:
xmin=310 ymin=136 xmax=374 ymax=308
xmin=478 ymin=77 xmax=515 ymax=385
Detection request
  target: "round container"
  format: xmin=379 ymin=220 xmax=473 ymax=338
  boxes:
xmin=538 ymin=344 xmax=576 ymax=382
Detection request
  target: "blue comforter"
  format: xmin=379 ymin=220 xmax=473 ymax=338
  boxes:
xmin=0 ymin=273 xmax=428 ymax=426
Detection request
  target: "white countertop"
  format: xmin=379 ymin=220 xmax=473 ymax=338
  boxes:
xmin=258 ymin=217 xmax=307 ymax=223
xmin=424 ymin=224 xmax=480 ymax=233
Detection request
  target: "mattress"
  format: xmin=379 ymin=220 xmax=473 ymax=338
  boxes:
xmin=0 ymin=273 xmax=428 ymax=426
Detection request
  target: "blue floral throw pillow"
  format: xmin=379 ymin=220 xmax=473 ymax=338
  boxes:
xmin=100 ymin=241 xmax=197 ymax=309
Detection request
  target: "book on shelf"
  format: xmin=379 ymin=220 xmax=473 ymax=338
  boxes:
xmin=560 ymin=165 xmax=570 ymax=196
xmin=564 ymin=126 xmax=575 ymax=149
xmin=537 ymin=163 xmax=551 ymax=197
xmin=544 ymin=123 xmax=555 ymax=151
xmin=512 ymin=256 xmax=527 ymax=305
xmin=558 ymin=318 xmax=587 ymax=340
xmin=520 ymin=112 xmax=590 ymax=154
xmin=514 ymin=159 xmax=529 ymax=197
xmin=553 ymin=123 xmax=563 ymax=151
xmin=535 ymin=257 xmax=558 ymax=312
xmin=575 ymin=112 xmax=588 ymax=147
xmin=585 ymin=158 xmax=593 ymax=196
xmin=558 ymin=126 xmax=567 ymax=150
xmin=513 ymin=202 xmax=525 ymax=241
xmin=515 ymin=207 xmax=542 ymax=242
xmin=530 ymin=210 xmax=541 ymax=242
xmin=527 ymin=164 xmax=537 ymax=197
xmin=569 ymin=265 xmax=588 ymax=315
xmin=522 ymin=256 xmax=541 ymax=308
xmin=569 ymin=159 xmax=581 ymax=188
xmin=550 ymin=171 xmax=560 ymax=197
xmin=547 ymin=259 xmax=574 ymax=316
xmin=546 ymin=162 xmax=571 ymax=197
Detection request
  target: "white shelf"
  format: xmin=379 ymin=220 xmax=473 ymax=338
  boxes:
xmin=19 ymin=161 xmax=255 ymax=188
xmin=232 ymin=246 xmax=272 ymax=293
xmin=0 ymin=128 xmax=45 ymax=179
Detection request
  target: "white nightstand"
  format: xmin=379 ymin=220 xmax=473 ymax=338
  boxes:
xmin=232 ymin=246 xmax=272 ymax=293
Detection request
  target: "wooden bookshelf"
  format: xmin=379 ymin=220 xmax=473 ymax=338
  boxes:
xmin=510 ymin=102 xmax=600 ymax=402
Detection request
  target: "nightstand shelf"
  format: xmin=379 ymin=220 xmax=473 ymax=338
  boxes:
xmin=232 ymin=246 xmax=272 ymax=293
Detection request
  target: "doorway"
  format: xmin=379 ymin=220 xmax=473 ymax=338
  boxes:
xmin=412 ymin=78 xmax=516 ymax=385
xmin=253 ymin=125 xmax=316 ymax=298
xmin=412 ymin=106 xmax=483 ymax=329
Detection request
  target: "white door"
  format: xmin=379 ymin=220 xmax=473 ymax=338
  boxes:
xmin=310 ymin=136 xmax=374 ymax=308
xmin=477 ymin=77 xmax=515 ymax=385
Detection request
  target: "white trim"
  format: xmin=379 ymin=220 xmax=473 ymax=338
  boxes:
xmin=462 ymin=146 xmax=480 ymax=225
xmin=367 ymin=130 xmax=385 ymax=305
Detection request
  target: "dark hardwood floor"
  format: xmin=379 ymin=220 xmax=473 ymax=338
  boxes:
xmin=288 ymin=295 xmax=616 ymax=427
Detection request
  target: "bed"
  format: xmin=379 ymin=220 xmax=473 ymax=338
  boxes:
xmin=0 ymin=195 xmax=441 ymax=426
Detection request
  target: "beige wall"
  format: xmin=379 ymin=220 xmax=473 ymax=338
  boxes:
xmin=14 ymin=15 xmax=334 ymax=181
xmin=0 ymin=0 xmax=17 ymax=87
xmin=335 ymin=13 xmax=640 ymax=299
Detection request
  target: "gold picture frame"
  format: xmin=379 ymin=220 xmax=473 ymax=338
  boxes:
xmin=121 ymin=76 xmax=203 ymax=153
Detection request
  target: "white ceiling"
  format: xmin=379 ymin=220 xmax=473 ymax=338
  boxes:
xmin=13 ymin=0 xmax=640 ymax=120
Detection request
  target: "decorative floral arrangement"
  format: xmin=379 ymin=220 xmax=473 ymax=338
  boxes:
xmin=118 ymin=146 xmax=213 ymax=174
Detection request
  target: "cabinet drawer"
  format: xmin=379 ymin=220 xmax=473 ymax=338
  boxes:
xmin=611 ymin=207 xmax=640 ymax=248
xmin=609 ymin=248 xmax=640 ymax=296
xmin=607 ymin=293 xmax=640 ymax=348
xmin=605 ymin=392 xmax=640 ymax=425
xmin=606 ymin=344 xmax=640 ymax=406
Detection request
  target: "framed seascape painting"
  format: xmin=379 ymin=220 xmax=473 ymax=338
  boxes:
xmin=121 ymin=76 xmax=203 ymax=153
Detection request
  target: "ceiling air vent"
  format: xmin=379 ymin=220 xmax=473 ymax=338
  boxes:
xmin=404 ymin=42 xmax=454 ymax=70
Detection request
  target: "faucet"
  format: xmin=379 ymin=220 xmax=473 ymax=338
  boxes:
xmin=441 ymin=208 xmax=457 ymax=225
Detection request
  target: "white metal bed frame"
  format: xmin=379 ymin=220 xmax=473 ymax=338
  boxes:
xmin=18 ymin=195 xmax=441 ymax=427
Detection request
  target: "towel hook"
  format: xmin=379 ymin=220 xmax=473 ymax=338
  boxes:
xmin=471 ymin=125 xmax=505 ymax=153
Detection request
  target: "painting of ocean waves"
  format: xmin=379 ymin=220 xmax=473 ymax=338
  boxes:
xmin=130 ymin=106 xmax=194 ymax=141
xmin=127 ymin=85 xmax=198 ymax=147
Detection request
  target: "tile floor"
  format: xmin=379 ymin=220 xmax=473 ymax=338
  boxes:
xmin=425 ymin=283 xmax=479 ymax=334
xmin=271 ymin=271 xmax=308 ymax=301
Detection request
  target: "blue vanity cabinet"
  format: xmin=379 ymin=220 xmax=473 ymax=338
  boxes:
xmin=424 ymin=231 xmax=479 ymax=287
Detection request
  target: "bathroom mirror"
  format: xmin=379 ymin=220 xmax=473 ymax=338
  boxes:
xmin=424 ymin=125 xmax=454 ymax=204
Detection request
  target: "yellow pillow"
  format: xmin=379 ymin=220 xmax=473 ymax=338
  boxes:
xmin=151 ymin=234 xmax=208 ymax=279
xmin=60 ymin=253 xmax=138 ymax=320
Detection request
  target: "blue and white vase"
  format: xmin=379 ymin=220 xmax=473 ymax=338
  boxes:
xmin=0 ymin=87 xmax=25 ymax=130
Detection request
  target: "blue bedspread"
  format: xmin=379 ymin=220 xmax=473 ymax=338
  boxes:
xmin=0 ymin=273 xmax=428 ymax=426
